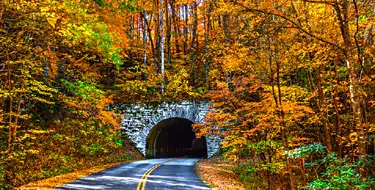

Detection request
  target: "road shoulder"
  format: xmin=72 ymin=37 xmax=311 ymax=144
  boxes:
xmin=195 ymin=156 xmax=245 ymax=190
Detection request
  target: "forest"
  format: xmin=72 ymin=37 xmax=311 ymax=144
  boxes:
xmin=1 ymin=0 xmax=375 ymax=189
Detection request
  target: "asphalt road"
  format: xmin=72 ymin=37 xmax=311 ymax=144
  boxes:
xmin=56 ymin=158 xmax=211 ymax=190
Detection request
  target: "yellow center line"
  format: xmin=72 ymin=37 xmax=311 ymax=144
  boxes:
xmin=136 ymin=157 xmax=185 ymax=190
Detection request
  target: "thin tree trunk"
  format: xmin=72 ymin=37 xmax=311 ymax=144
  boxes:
xmin=160 ymin=0 xmax=165 ymax=95
xmin=7 ymin=53 xmax=13 ymax=153
xmin=315 ymin=64 xmax=333 ymax=152
xmin=225 ymin=72 xmax=233 ymax=91
xmin=268 ymin=39 xmax=278 ymax=108
xmin=223 ymin=14 xmax=230 ymax=42
xmin=334 ymin=1 xmax=366 ymax=158
xmin=143 ymin=12 xmax=148 ymax=67
xmin=128 ymin=15 xmax=135 ymax=66
xmin=165 ymin=0 xmax=171 ymax=65
xmin=331 ymin=59 xmax=341 ymax=156
xmin=183 ymin=4 xmax=188 ymax=55
xmin=0 ymin=95 xmax=4 ymax=135
xmin=155 ymin=0 xmax=161 ymax=61
xmin=204 ymin=1 xmax=212 ymax=89
xmin=191 ymin=1 xmax=198 ymax=83
xmin=0 ymin=0 xmax=3 ymax=22
xmin=12 ymin=83 xmax=23 ymax=145
xmin=136 ymin=13 xmax=140 ymax=50
xmin=8 ymin=97 xmax=13 ymax=153
xmin=274 ymin=42 xmax=293 ymax=189
xmin=171 ymin=0 xmax=180 ymax=54
xmin=141 ymin=12 xmax=159 ymax=73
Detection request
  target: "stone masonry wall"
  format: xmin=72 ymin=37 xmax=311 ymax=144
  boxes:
xmin=116 ymin=101 xmax=221 ymax=157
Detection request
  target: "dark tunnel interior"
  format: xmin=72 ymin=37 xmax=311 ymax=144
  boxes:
xmin=146 ymin=118 xmax=207 ymax=158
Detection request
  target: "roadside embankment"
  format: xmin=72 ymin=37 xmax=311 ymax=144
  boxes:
xmin=196 ymin=156 xmax=245 ymax=190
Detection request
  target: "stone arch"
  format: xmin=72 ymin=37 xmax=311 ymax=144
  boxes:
xmin=119 ymin=101 xmax=221 ymax=157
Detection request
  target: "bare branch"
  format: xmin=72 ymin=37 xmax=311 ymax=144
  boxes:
xmin=352 ymin=0 xmax=374 ymax=80
xmin=233 ymin=1 xmax=344 ymax=52
xmin=300 ymin=0 xmax=338 ymax=6
xmin=0 ymin=0 xmax=3 ymax=23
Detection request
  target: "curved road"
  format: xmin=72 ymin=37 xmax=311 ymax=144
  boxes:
xmin=56 ymin=158 xmax=211 ymax=190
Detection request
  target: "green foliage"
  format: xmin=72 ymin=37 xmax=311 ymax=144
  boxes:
xmin=284 ymin=143 xmax=326 ymax=159
xmin=94 ymin=0 xmax=105 ymax=7
xmin=89 ymin=143 xmax=102 ymax=155
xmin=61 ymin=80 xmax=103 ymax=101
xmin=59 ymin=0 xmax=124 ymax=69
xmin=234 ymin=160 xmax=286 ymax=189
xmin=306 ymin=154 xmax=375 ymax=190
xmin=285 ymin=144 xmax=375 ymax=189
xmin=234 ymin=162 xmax=263 ymax=189
xmin=115 ymin=139 xmax=123 ymax=146
xmin=118 ymin=0 xmax=143 ymax=12
xmin=248 ymin=140 xmax=283 ymax=155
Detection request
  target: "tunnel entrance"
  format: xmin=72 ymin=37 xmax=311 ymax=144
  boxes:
xmin=146 ymin=117 xmax=207 ymax=158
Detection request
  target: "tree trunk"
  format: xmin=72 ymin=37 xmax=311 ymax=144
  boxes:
xmin=268 ymin=39 xmax=278 ymax=108
xmin=204 ymin=1 xmax=213 ymax=89
xmin=0 ymin=0 xmax=3 ymax=22
xmin=171 ymin=0 xmax=180 ymax=54
xmin=223 ymin=14 xmax=230 ymax=42
xmin=155 ymin=0 xmax=160 ymax=61
xmin=183 ymin=4 xmax=188 ymax=55
xmin=274 ymin=42 xmax=293 ymax=189
xmin=334 ymin=1 xmax=366 ymax=158
xmin=331 ymin=59 xmax=342 ymax=156
xmin=315 ymin=64 xmax=333 ymax=152
xmin=12 ymin=82 xmax=24 ymax=146
xmin=128 ymin=15 xmax=135 ymax=66
xmin=141 ymin=12 xmax=159 ymax=73
xmin=191 ymin=1 xmax=198 ymax=83
xmin=165 ymin=0 xmax=171 ymax=65
xmin=160 ymin=0 xmax=165 ymax=95
xmin=7 ymin=52 xmax=13 ymax=154
xmin=143 ymin=12 xmax=148 ymax=67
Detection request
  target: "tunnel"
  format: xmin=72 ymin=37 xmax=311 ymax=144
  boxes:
xmin=145 ymin=117 xmax=207 ymax=158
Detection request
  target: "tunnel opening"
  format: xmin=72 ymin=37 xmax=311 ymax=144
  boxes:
xmin=146 ymin=117 xmax=207 ymax=158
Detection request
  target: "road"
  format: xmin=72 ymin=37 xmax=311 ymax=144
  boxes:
xmin=56 ymin=158 xmax=211 ymax=190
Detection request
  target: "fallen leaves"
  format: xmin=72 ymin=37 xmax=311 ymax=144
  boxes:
xmin=196 ymin=156 xmax=245 ymax=190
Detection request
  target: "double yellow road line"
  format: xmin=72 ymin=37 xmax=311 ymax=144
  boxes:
xmin=136 ymin=158 xmax=182 ymax=190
